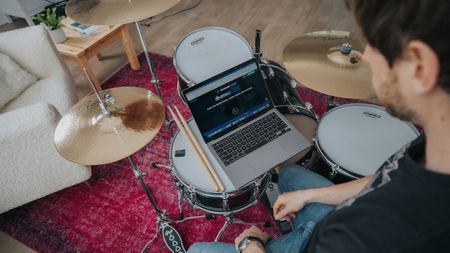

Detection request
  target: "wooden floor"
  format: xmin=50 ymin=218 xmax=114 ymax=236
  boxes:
xmin=0 ymin=0 xmax=357 ymax=251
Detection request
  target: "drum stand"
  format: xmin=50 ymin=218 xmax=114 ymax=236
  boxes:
xmin=128 ymin=157 xmax=209 ymax=253
xmin=215 ymin=213 xmax=268 ymax=242
xmin=153 ymin=162 xmax=271 ymax=242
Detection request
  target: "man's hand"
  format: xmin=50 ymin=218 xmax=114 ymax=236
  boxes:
xmin=273 ymin=189 xmax=313 ymax=221
xmin=235 ymin=226 xmax=269 ymax=253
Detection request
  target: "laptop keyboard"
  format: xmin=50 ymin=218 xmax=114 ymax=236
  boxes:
xmin=212 ymin=112 xmax=291 ymax=166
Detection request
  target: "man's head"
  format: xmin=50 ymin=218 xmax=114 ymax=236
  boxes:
xmin=347 ymin=0 xmax=450 ymax=124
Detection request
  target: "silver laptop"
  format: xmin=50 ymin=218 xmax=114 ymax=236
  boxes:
xmin=183 ymin=58 xmax=310 ymax=188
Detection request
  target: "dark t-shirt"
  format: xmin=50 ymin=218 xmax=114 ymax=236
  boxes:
xmin=306 ymin=135 xmax=450 ymax=253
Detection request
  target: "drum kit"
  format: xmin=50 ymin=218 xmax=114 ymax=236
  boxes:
xmin=54 ymin=1 xmax=420 ymax=252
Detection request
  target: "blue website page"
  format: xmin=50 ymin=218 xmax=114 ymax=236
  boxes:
xmin=185 ymin=61 xmax=271 ymax=142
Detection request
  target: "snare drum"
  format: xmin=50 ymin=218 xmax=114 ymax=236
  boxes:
xmin=174 ymin=27 xmax=253 ymax=103
xmin=170 ymin=120 xmax=270 ymax=214
xmin=313 ymin=103 xmax=420 ymax=181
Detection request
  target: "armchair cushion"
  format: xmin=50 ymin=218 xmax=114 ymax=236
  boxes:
xmin=0 ymin=52 xmax=37 ymax=110
xmin=2 ymin=73 xmax=78 ymax=114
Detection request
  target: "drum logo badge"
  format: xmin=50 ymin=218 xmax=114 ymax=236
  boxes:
xmin=363 ymin=111 xmax=381 ymax=119
xmin=191 ymin=36 xmax=205 ymax=45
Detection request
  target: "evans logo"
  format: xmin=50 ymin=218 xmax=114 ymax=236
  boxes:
xmin=191 ymin=36 xmax=205 ymax=45
xmin=363 ymin=111 xmax=381 ymax=119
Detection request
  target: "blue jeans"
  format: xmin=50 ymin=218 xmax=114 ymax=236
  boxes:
xmin=187 ymin=165 xmax=335 ymax=253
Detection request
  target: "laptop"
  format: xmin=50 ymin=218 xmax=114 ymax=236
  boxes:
xmin=182 ymin=58 xmax=311 ymax=188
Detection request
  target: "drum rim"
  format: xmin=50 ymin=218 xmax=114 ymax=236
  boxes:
xmin=169 ymin=118 xmax=269 ymax=196
xmin=274 ymin=104 xmax=317 ymax=121
xmin=313 ymin=103 xmax=420 ymax=178
xmin=191 ymin=174 xmax=271 ymax=215
xmin=173 ymin=27 xmax=253 ymax=87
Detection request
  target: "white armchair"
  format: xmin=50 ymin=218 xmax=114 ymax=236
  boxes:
xmin=0 ymin=25 xmax=91 ymax=214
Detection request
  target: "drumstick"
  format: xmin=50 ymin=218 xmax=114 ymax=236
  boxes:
xmin=174 ymin=105 xmax=225 ymax=192
xmin=167 ymin=106 xmax=222 ymax=192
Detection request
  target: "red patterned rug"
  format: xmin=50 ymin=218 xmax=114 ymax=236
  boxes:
xmin=0 ymin=53 xmax=355 ymax=253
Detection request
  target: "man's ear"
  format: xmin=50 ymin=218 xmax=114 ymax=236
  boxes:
xmin=407 ymin=40 xmax=440 ymax=95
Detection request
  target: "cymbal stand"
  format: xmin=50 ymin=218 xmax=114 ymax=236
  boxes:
xmin=135 ymin=21 xmax=171 ymax=125
xmin=83 ymin=69 xmax=199 ymax=253
xmin=84 ymin=68 xmax=112 ymax=116
xmin=135 ymin=21 xmax=162 ymax=99
xmin=128 ymin=157 xmax=190 ymax=253
xmin=129 ymin=157 xmax=213 ymax=253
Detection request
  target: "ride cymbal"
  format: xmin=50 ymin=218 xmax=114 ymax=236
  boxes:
xmin=66 ymin=0 xmax=181 ymax=25
xmin=54 ymin=87 xmax=165 ymax=165
xmin=283 ymin=31 xmax=375 ymax=99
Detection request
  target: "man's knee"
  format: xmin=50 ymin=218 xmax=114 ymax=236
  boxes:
xmin=278 ymin=164 xmax=333 ymax=193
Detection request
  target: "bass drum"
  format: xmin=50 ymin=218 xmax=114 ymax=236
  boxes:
xmin=260 ymin=60 xmax=318 ymax=166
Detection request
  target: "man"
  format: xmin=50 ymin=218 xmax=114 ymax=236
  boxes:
xmin=188 ymin=0 xmax=450 ymax=252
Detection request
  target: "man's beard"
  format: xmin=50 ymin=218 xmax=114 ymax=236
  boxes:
xmin=376 ymin=70 xmax=416 ymax=122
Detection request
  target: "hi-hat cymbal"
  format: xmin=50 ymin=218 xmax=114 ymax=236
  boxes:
xmin=66 ymin=0 xmax=181 ymax=25
xmin=283 ymin=31 xmax=375 ymax=99
xmin=54 ymin=87 xmax=165 ymax=165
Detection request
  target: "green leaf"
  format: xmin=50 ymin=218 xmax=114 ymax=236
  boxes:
xmin=31 ymin=7 xmax=64 ymax=30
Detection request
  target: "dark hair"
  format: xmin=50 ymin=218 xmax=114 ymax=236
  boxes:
xmin=347 ymin=0 xmax=450 ymax=93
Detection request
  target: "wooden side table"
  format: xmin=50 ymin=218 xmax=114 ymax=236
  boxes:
xmin=55 ymin=18 xmax=140 ymax=90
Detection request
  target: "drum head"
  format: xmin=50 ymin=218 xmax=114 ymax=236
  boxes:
xmin=174 ymin=27 xmax=253 ymax=85
xmin=170 ymin=120 xmax=236 ymax=192
xmin=316 ymin=104 xmax=419 ymax=176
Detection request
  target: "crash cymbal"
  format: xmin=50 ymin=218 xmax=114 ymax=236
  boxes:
xmin=54 ymin=87 xmax=165 ymax=165
xmin=283 ymin=30 xmax=375 ymax=99
xmin=66 ymin=0 xmax=181 ymax=25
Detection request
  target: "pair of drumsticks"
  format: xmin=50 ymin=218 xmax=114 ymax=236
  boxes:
xmin=168 ymin=105 xmax=225 ymax=192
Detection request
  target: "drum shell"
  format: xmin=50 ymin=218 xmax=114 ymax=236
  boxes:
xmin=259 ymin=60 xmax=305 ymax=108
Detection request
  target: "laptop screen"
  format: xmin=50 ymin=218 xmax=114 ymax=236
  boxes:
xmin=184 ymin=59 xmax=273 ymax=142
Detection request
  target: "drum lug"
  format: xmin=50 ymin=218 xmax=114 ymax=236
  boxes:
xmin=330 ymin=165 xmax=339 ymax=179
xmin=290 ymin=79 xmax=297 ymax=89
xmin=221 ymin=192 xmax=230 ymax=212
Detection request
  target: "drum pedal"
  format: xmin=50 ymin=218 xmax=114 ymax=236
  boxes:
xmin=265 ymin=181 xmax=293 ymax=234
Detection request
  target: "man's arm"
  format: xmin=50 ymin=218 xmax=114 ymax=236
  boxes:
xmin=274 ymin=176 xmax=372 ymax=220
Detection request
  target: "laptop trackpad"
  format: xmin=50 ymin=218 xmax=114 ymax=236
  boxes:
xmin=248 ymin=141 xmax=285 ymax=172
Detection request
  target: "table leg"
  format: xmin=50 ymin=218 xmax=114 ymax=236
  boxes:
xmin=120 ymin=26 xmax=140 ymax=70
xmin=76 ymin=55 xmax=102 ymax=91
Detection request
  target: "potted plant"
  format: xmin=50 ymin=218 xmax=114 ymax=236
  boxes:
xmin=32 ymin=7 xmax=66 ymax=43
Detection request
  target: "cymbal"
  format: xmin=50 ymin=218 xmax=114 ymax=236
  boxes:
xmin=283 ymin=31 xmax=375 ymax=99
xmin=66 ymin=0 xmax=181 ymax=25
xmin=54 ymin=87 xmax=165 ymax=165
